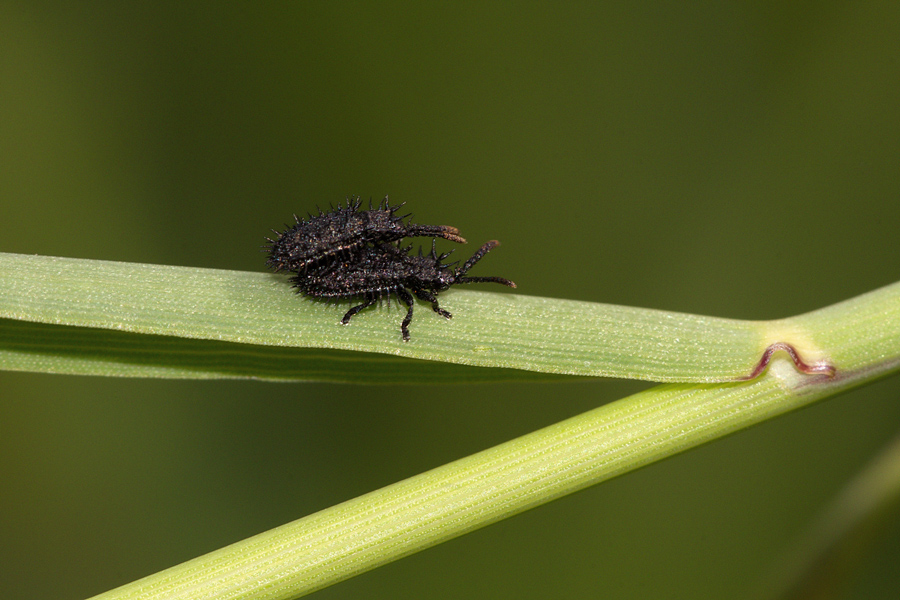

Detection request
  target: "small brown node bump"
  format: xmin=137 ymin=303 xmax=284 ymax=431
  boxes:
xmin=739 ymin=342 xmax=836 ymax=381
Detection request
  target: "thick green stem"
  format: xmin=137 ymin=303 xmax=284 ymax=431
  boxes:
xmin=89 ymin=357 xmax=896 ymax=599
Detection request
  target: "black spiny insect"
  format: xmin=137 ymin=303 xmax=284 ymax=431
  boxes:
xmin=265 ymin=196 xmax=466 ymax=274
xmin=292 ymin=240 xmax=516 ymax=341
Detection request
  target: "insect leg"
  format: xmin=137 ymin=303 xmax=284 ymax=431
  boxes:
xmin=414 ymin=288 xmax=452 ymax=319
xmin=396 ymin=287 xmax=416 ymax=342
xmin=341 ymin=294 xmax=378 ymax=325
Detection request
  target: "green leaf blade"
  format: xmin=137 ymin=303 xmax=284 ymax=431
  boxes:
xmin=0 ymin=252 xmax=769 ymax=381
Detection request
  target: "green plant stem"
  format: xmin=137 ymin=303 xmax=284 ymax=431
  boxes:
xmin=89 ymin=354 xmax=896 ymax=600
xmin=758 ymin=431 xmax=900 ymax=600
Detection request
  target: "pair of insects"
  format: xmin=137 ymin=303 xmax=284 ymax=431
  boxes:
xmin=265 ymin=196 xmax=516 ymax=341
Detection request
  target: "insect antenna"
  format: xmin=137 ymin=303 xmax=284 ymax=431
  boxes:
xmin=454 ymin=240 xmax=517 ymax=287
xmin=407 ymin=224 xmax=466 ymax=244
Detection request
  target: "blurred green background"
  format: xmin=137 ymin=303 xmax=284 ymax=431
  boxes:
xmin=2 ymin=2 xmax=900 ymax=599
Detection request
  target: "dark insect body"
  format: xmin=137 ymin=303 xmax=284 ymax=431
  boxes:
xmin=292 ymin=240 xmax=516 ymax=341
xmin=265 ymin=196 xmax=466 ymax=274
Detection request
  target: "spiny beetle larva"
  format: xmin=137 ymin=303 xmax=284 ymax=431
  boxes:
xmin=291 ymin=240 xmax=516 ymax=341
xmin=265 ymin=196 xmax=466 ymax=274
